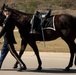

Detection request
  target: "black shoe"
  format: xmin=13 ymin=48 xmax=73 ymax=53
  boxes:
xmin=0 ymin=63 xmax=2 ymax=69
xmin=0 ymin=64 xmax=1 ymax=69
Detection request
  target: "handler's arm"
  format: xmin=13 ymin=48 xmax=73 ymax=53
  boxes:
xmin=0 ymin=25 xmax=6 ymax=38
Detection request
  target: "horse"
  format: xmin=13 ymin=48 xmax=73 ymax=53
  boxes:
xmin=1 ymin=4 xmax=76 ymax=71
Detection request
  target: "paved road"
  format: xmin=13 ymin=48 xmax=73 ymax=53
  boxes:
xmin=0 ymin=51 xmax=76 ymax=75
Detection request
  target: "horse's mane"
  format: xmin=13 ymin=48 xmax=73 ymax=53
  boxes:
xmin=7 ymin=6 xmax=33 ymax=24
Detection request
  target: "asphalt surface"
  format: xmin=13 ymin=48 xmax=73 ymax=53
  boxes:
xmin=0 ymin=51 xmax=76 ymax=75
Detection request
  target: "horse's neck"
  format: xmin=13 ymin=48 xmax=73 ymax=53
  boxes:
xmin=14 ymin=17 xmax=31 ymax=33
xmin=12 ymin=10 xmax=32 ymax=22
xmin=6 ymin=6 xmax=33 ymax=23
xmin=10 ymin=9 xmax=33 ymax=32
xmin=12 ymin=11 xmax=32 ymax=27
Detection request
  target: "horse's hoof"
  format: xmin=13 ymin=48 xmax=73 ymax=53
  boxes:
xmin=64 ymin=67 xmax=70 ymax=71
xmin=36 ymin=66 xmax=42 ymax=70
xmin=17 ymin=67 xmax=27 ymax=71
xmin=13 ymin=64 xmax=18 ymax=68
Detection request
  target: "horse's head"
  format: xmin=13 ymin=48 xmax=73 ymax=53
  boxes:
xmin=0 ymin=4 xmax=6 ymax=27
xmin=0 ymin=4 xmax=20 ymax=27
xmin=0 ymin=12 xmax=5 ymax=27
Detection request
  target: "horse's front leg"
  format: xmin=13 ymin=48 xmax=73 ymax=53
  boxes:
xmin=13 ymin=39 xmax=27 ymax=68
xmin=28 ymin=41 xmax=42 ymax=70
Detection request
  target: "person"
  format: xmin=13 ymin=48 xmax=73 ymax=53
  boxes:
xmin=0 ymin=8 xmax=26 ymax=71
xmin=0 ymin=8 xmax=10 ymax=69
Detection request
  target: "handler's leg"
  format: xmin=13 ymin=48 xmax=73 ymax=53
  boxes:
xmin=0 ymin=43 xmax=9 ymax=69
xmin=8 ymin=44 xmax=26 ymax=71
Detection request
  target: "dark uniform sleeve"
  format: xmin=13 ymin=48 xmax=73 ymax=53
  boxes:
xmin=0 ymin=25 xmax=6 ymax=38
xmin=0 ymin=17 xmax=9 ymax=38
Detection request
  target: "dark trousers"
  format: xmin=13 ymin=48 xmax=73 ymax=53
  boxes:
xmin=8 ymin=43 xmax=25 ymax=67
xmin=0 ymin=43 xmax=25 ymax=68
xmin=0 ymin=43 xmax=9 ymax=67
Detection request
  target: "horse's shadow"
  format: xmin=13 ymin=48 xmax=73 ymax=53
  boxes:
xmin=0 ymin=68 xmax=76 ymax=73
xmin=26 ymin=68 xmax=76 ymax=73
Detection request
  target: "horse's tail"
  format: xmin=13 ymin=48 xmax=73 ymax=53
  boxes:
xmin=74 ymin=17 xmax=76 ymax=22
xmin=74 ymin=17 xmax=76 ymax=28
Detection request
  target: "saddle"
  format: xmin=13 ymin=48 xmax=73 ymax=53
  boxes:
xmin=35 ymin=15 xmax=56 ymax=31
xmin=30 ymin=10 xmax=56 ymax=34
xmin=37 ymin=9 xmax=56 ymax=31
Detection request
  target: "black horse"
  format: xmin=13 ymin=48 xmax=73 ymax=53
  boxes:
xmin=1 ymin=4 xmax=76 ymax=71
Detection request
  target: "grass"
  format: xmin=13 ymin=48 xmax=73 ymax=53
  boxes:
xmin=0 ymin=0 xmax=76 ymax=13
xmin=0 ymin=31 xmax=70 ymax=52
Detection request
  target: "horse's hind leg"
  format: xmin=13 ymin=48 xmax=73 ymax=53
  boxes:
xmin=28 ymin=41 xmax=42 ymax=70
xmin=74 ymin=53 xmax=76 ymax=66
xmin=65 ymin=51 xmax=74 ymax=71
xmin=13 ymin=39 xmax=27 ymax=68
xmin=74 ymin=43 xmax=76 ymax=66
xmin=65 ymin=41 xmax=75 ymax=71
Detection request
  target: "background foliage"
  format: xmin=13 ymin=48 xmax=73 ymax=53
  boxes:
xmin=0 ymin=0 xmax=76 ymax=13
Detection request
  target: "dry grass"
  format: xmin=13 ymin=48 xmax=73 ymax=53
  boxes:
xmin=0 ymin=0 xmax=76 ymax=13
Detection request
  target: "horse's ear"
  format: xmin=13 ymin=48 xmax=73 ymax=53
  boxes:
xmin=1 ymin=4 xmax=6 ymax=10
xmin=6 ymin=5 xmax=8 ymax=7
xmin=35 ymin=11 xmax=39 ymax=14
xmin=36 ymin=11 xmax=39 ymax=13
xmin=35 ymin=11 xmax=40 ymax=16
xmin=3 ymin=3 xmax=5 ymax=6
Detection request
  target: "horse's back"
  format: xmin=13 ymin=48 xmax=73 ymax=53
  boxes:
xmin=55 ymin=14 xmax=76 ymax=30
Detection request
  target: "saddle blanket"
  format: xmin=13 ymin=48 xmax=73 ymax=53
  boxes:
xmin=43 ymin=16 xmax=56 ymax=31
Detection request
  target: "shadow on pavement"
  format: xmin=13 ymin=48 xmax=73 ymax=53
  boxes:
xmin=25 ymin=68 xmax=76 ymax=73
xmin=0 ymin=68 xmax=76 ymax=73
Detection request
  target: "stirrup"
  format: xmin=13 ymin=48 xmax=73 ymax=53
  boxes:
xmin=30 ymin=30 xmax=35 ymax=34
